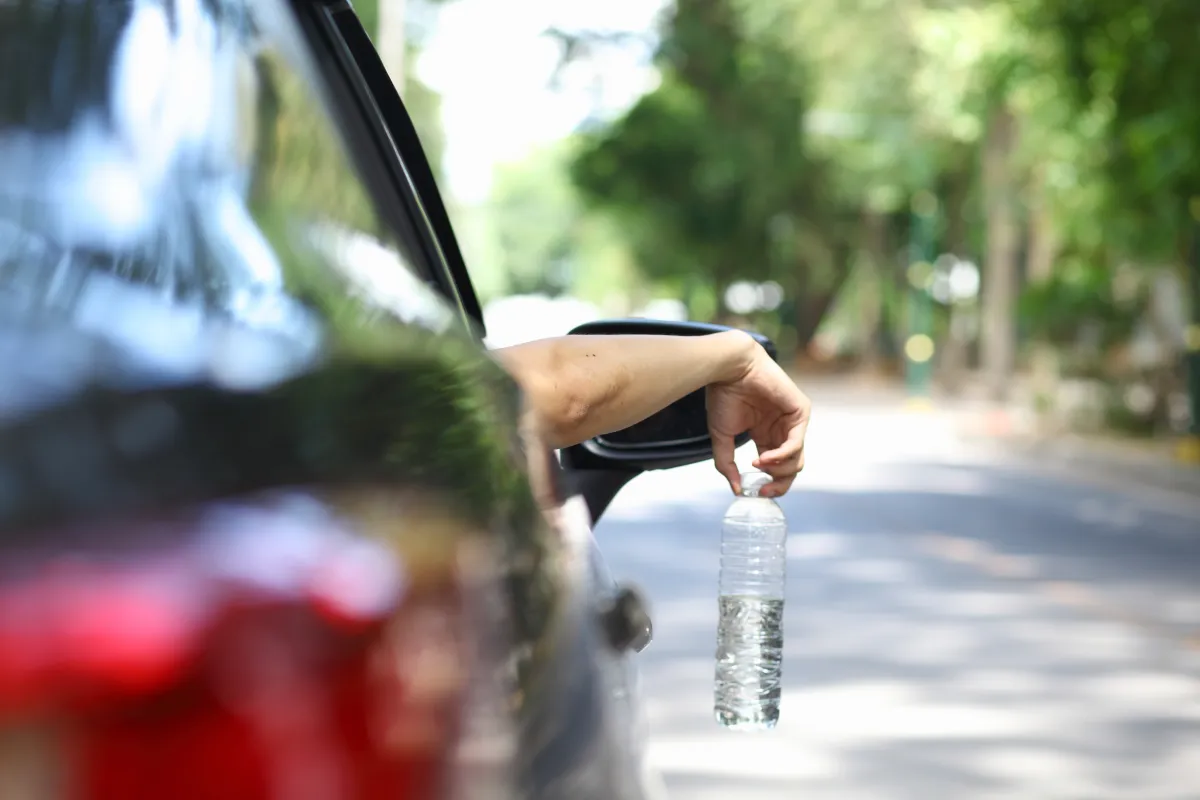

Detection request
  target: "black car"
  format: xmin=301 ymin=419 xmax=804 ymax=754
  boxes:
xmin=0 ymin=1 xmax=773 ymax=797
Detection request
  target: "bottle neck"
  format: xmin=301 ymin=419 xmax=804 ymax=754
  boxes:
xmin=739 ymin=471 xmax=772 ymax=498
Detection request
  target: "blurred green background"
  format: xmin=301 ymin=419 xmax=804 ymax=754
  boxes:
xmin=351 ymin=0 xmax=1200 ymax=451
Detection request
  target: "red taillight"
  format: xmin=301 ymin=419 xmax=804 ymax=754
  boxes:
xmin=74 ymin=603 xmax=461 ymax=799
xmin=0 ymin=492 xmax=502 ymax=799
xmin=0 ymin=560 xmax=209 ymax=713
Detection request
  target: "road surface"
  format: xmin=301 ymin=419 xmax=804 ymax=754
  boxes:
xmin=598 ymin=386 xmax=1200 ymax=800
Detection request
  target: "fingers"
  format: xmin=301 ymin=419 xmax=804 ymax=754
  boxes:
xmin=753 ymin=450 xmax=803 ymax=479
xmin=760 ymin=477 xmax=794 ymax=498
xmin=751 ymin=416 xmax=809 ymax=498
xmin=710 ymin=431 xmax=741 ymax=496
xmin=761 ymin=463 xmax=803 ymax=497
xmin=756 ymin=413 xmax=809 ymax=466
xmin=751 ymin=452 xmax=804 ymax=497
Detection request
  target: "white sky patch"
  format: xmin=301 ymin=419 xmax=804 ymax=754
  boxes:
xmin=417 ymin=0 xmax=667 ymax=203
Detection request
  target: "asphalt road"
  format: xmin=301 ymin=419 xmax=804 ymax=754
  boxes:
xmin=597 ymin=388 xmax=1200 ymax=800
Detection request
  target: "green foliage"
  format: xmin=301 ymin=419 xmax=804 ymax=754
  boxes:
xmin=351 ymin=0 xmax=380 ymax=45
xmin=489 ymin=142 xmax=582 ymax=296
xmin=1015 ymin=0 xmax=1200 ymax=256
xmin=1019 ymin=259 xmax=1141 ymax=348
xmin=571 ymin=0 xmax=847 ymax=336
xmin=528 ymin=0 xmax=1198 ymax=371
xmin=463 ymin=140 xmax=644 ymax=304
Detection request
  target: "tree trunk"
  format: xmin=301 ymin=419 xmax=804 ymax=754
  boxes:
xmin=377 ymin=0 xmax=407 ymax=95
xmin=941 ymin=306 xmax=971 ymax=394
xmin=1027 ymin=167 xmax=1058 ymax=283
xmin=791 ymin=246 xmax=853 ymax=353
xmin=859 ymin=207 xmax=888 ymax=370
xmin=980 ymin=105 xmax=1019 ymax=402
xmin=938 ymin=169 xmax=971 ymax=393
xmin=940 ymin=154 xmax=972 ymax=257
xmin=1187 ymin=223 xmax=1200 ymax=441
xmin=1027 ymin=164 xmax=1061 ymax=429
xmin=792 ymin=292 xmax=839 ymax=354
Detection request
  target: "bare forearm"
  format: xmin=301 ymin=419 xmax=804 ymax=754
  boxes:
xmin=494 ymin=332 xmax=756 ymax=448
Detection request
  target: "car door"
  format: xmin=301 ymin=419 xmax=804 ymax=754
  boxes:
xmin=287 ymin=0 xmax=485 ymax=336
xmin=291 ymin=3 xmax=667 ymax=799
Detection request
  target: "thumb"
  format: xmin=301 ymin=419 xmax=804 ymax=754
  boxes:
xmin=711 ymin=432 xmax=741 ymax=495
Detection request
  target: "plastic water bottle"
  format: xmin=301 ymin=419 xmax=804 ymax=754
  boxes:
xmin=714 ymin=471 xmax=787 ymax=730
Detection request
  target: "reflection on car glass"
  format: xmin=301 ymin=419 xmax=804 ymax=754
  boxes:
xmin=304 ymin=223 xmax=454 ymax=334
xmin=0 ymin=0 xmax=456 ymax=417
xmin=0 ymin=0 xmax=329 ymax=413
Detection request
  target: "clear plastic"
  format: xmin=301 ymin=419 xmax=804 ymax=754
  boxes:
xmin=714 ymin=471 xmax=787 ymax=730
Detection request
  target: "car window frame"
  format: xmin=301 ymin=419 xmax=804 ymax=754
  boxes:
xmin=289 ymin=0 xmax=487 ymax=340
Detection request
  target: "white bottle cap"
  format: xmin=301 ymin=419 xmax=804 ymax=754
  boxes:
xmin=739 ymin=471 xmax=772 ymax=497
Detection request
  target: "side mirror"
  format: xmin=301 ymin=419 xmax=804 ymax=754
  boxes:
xmin=559 ymin=319 xmax=777 ymax=522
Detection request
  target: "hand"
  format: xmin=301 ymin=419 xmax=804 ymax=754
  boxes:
xmin=706 ymin=340 xmax=811 ymax=498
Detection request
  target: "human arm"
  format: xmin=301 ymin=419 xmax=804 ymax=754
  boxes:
xmin=492 ymin=331 xmax=811 ymax=497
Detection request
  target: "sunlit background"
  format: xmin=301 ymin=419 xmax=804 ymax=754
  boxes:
xmin=378 ymin=0 xmax=1197 ymax=448
xmin=356 ymin=0 xmax=1200 ymax=796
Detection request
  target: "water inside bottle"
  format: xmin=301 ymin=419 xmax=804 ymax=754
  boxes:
xmin=714 ymin=594 xmax=784 ymax=730
xmin=714 ymin=470 xmax=786 ymax=731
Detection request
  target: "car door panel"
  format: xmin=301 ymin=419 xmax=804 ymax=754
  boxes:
xmin=295 ymin=3 xmax=660 ymax=798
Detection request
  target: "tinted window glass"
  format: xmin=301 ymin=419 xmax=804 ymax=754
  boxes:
xmin=0 ymin=0 xmax=455 ymax=418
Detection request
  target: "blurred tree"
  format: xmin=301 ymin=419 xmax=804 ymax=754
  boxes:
xmin=553 ymin=0 xmax=1196 ymax=422
xmin=1016 ymin=0 xmax=1200 ymax=257
xmin=571 ymin=0 xmax=851 ymax=348
xmin=792 ymin=0 xmax=949 ymax=206
xmin=489 ymin=142 xmax=582 ymax=297
xmin=909 ymin=3 xmax=1028 ymax=400
xmin=1013 ymin=0 xmax=1200 ymax=441
xmin=471 ymin=141 xmax=643 ymax=304
xmin=780 ymin=0 xmax=930 ymax=366
xmin=1019 ymin=261 xmax=1141 ymax=353
xmin=767 ymin=0 xmax=1029 ymax=385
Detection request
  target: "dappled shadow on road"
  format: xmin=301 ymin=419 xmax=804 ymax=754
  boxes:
xmin=597 ymin=462 xmax=1200 ymax=800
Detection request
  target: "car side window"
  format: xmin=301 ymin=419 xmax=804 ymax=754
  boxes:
xmin=312 ymin=0 xmax=487 ymax=338
xmin=0 ymin=0 xmax=459 ymax=417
